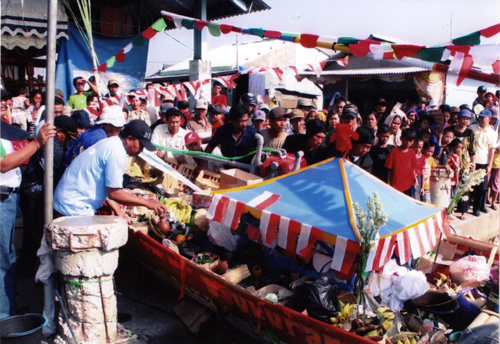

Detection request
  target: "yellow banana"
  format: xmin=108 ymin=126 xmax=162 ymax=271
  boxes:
xmin=385 ymin=313 xmax=395 ymax=321
xmin=339 ymin=300 xmax=345 ymax=308
xmin=438 ymin=272 xmax=448 ymax=282
xmin=377 ymin=306 xmax=388 ymax=314
xmin=397 ymin=341 xmax=403 ymax=344
xmin=383 ymin=320 xmax=393 ymax=331
xmin=330 ymin=317 xmax=339 ymax=324
xmin=410 ymin=338 xmax=417 ymax=344
xmin=404 ymin=338 xmax=411 ymax=344
xmin=183 ymin=205 xmax=192 ymax=222
xmin=337 ymin=324 xmax=343 ymax=329
xmin=339 ymin=316 xmax=345 ymax=323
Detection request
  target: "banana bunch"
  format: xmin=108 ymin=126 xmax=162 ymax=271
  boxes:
xmin=164 ymin=198 xmax=192 ymax=223
xmin=396 ymin=338 xmax=417 ymax=344
xmin=377 ymin=306 xmax=395 ymax=321
xmin=434 ymin=272 xmax=448 ymax=288
xmin=330 ymin=302 xmax=354 ymax=328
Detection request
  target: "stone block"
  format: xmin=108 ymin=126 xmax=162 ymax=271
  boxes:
xmin=54 ymin=249 xmax=119 ymax=277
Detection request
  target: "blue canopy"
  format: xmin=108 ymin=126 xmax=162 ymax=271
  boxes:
xmin=215 ymin=158 xmax=443 ymax=242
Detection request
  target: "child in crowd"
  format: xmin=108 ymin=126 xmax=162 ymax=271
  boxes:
xmin=412 ymin=138 xmax=425 ymax=201
xmin=488 ymin=137 xmax=500 ymax=211
xmin=421 ymin=141 xmax=437 ymax=203
xmin=385 ymin=129 xmax=418 ymax=197
xmin=447 ymin=138 xmax=467 ymax=219
xmin=436 ymin=126 xmax=455 ymax=161
xmin=369 ymin=124 xmax=394 ymax=183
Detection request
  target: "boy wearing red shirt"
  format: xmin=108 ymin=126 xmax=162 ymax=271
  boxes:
xmin=385 ymin=129 xmax=418 ymax=197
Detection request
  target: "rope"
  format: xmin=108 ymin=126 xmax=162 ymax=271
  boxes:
xmin=425 ymin=295 xmax=461 ymax=308
xmin=152 ymin=142 xmax=280 ymax=161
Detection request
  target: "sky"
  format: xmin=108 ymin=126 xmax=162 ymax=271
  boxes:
xmin=146 ymin=0 xmax=500 ymax=76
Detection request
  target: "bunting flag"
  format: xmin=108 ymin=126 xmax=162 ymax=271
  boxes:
xmin=246 ymin=191 xmax=281 ymax=210
xmin=156 ymin=10 xmax=498 ymax=86
xmin=364 ymin=235 xmax=397 ymax=272
xmin=277 ymin=217 xmax=301 ymax=256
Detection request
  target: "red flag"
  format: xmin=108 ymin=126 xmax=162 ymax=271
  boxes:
xmin=479 ymin=23 xmax=500 ymax=38
xmin=392 ymin=45 xmax=425 ymax=60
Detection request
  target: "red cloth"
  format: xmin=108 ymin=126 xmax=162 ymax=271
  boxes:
xmin=211 ymin=94 xmax=227 ymax=107
xmin=384 ymin=147 xmax=418 ymax=192
xmin=329 ymin=124 xmax=359 ymax=158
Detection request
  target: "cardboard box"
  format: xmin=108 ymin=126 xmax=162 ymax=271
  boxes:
xmin=219 ymin=169 xmax=263 ymax=190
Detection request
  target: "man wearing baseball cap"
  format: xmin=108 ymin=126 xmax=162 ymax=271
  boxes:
xmin=340 ymin=104 xmax=359 ymax=131
xmin=260 ymin=107 xmax=290 ymax=149
xmin=374 ymin=98 xmax=387 ymax=121
xmin=187 ymin=98 xmax=212 ymax=145
xmin=105 ymin=79 xmax=121 ymax=98
xmin=54 ymin=119 xmax=166 ymax=217
xmin=473 ymin=86 xmax=487 ymax=111
xmin=64 ymin=105 xmax=126 ymax=165
xmin=470 ymin=109 xmax=498 ymax=216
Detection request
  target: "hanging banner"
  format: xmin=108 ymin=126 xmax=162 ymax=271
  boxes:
xmin=55 ymin=24 xmax=149 ymax=100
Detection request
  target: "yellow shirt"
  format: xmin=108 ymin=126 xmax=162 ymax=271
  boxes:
xmin=423 ymin=157 xmax=437 ymax=190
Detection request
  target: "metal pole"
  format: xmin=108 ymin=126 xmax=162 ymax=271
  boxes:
xmin=44 ymin=0 xmax=58 ymax=224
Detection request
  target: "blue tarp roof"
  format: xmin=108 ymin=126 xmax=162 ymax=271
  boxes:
xmin=220 ymin=158 xmax=442 ymax=242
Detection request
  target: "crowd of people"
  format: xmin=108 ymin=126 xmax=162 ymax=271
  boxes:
xmin=1 ymin=77 xmax=499 ymax=323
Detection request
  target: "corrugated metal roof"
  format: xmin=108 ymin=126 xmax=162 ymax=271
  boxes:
xmin=300 ymin=67 xmax=430 ymax=76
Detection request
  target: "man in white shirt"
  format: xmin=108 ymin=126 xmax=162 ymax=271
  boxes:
xmin=186 ymin=98 xmax=212 ymax=146
xmin=470 ymin=109 xmax=498 ymax=216
xmin=152 ymin=107 xmax=189 ymax=163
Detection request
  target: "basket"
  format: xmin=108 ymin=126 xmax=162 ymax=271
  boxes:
xmin=195 ymin=170 xmax=220 ymax=190
xmin=161 ymin=163 xmax=196 ymax=195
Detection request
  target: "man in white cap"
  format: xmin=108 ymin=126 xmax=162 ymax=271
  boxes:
xmin=186 ymin=98 xmax=212 ymax=146
xmin=105 ymin=79 xmax=121 ymax=99
xmin=64 ymin=105 xmax=126 ymax=165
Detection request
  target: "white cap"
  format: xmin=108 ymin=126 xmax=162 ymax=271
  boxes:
xmin=195 ymin=98 xmax=208 ymax=110
xmin=96 ymin=105 xmax=125 ymax=128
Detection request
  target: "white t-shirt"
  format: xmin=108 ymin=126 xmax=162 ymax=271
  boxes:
xmin=0 ymin=139 xmax=22 ymax=187
xmin=53 ymin=136 xmax=127 ymax=216
xmin=470 ymin=124 xmax=498 ymax=164
xmin=151 ymin=125 xmax=189 ymax=160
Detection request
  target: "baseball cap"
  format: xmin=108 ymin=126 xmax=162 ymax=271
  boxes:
xmin=290 ymin=109 xmax=305 ymax=120
xmin=185 ymin=131 xmax=201 ymax=146
xmin=342 ymin=104 xmax=358 ymax=118
xmin=450 ymin=106 xmax=460 ymax=113
xmin=240 ymin=93 xmax=257 ymax=106
xmin=55 ymin=88 xmax=65 ymax=99
xmin=376 ymin=98 xmax=387 ymax=105
xmin=71 ymin=110 xmax=92 ymax=128
xmin=54 ymin=115 xmax=78 ymax=140
xmin=252 ymin=110 xmax=266 ymax=122
xmin=479 ymin=109 xmax=492 ymax=118
xmin=458 ymin=109 xmax=472 ymax=119
xmin=269 ymin=107 xmax=289 ymax=120
xmin=159 ymin=102 xmax=174 ymax=114
xmin=258 ymin=103 xmax=270 ymax=112
xmin=477 ymin=85 xmax=487 ymax=93
xmin=195 ymin=98 xmax=208 ymax=110
xmin=459 ymin=104 xmax=470 ymax=110
xmin=121 ymin=120 xmax=155 ymax=151
xmin=211 ymin=105 xmax=223 ymax=114
xmin=297 ymin=98 xmax=314 ymax=108
xmin=96 ymin=105 xmax=126 ymax=128
xmin=108 ymin=79 xmax=119 ymax=87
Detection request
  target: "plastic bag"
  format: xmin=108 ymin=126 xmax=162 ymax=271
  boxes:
xmin=450 ymin=255 xmax=490 ymax=284
xmin=297 ymin=276 xmax=340 ymax=323
xmin=207 ymin=222 xmax=239 ymax=251
xmin=368 ymin=260 xmax=428 ymax=310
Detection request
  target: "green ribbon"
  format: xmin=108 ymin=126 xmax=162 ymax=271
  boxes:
xmin=152 ymin=142 xmax=280 ymax=161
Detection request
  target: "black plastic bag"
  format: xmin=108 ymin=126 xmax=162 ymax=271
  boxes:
xmin=297 ymin=276 xmax=340 ymax=323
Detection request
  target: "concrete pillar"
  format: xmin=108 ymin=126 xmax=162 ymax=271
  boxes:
xmin=189 ymin=59 xmax=212 ymax=109
xmin=46 ymin=216 xmax=128 ymax=344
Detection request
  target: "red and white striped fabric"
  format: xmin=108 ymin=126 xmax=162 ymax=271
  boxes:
xmin=213 ymin=75 xmax=239 ymax=89
xmin=364 ymin=235 xmax=397 ymax=272
xmin=246 ymin=191 xmax=281 ymax=210
xmin=206 ymin=194 xmax=246 ymax=230
xmin=330 ymin=236 xmax=360 ymax=274
xmin=100 ymin=96 xmax=120 ymax=107
xmin=306 ymin=60 xmax=327 ymax=78
xmin=395 ymin=209 xmax=449 ymax=265
xmin=259 ymin=210 xmax=280 ymax=248
xmin=277 ymin=217 xmax=301 ymax=255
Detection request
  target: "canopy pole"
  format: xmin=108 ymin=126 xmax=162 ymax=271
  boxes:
xmin=44 ymin=0 xmax=58 ymax=225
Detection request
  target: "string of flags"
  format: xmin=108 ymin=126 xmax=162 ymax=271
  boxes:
xmin=96 ymin=11 xmax=499 ymax=87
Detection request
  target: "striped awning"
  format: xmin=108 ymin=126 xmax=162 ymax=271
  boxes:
xmin=1 ymin=0 xmax=69 ymax=50
xmin=206 ymin=158 xmax=450 ymax=275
